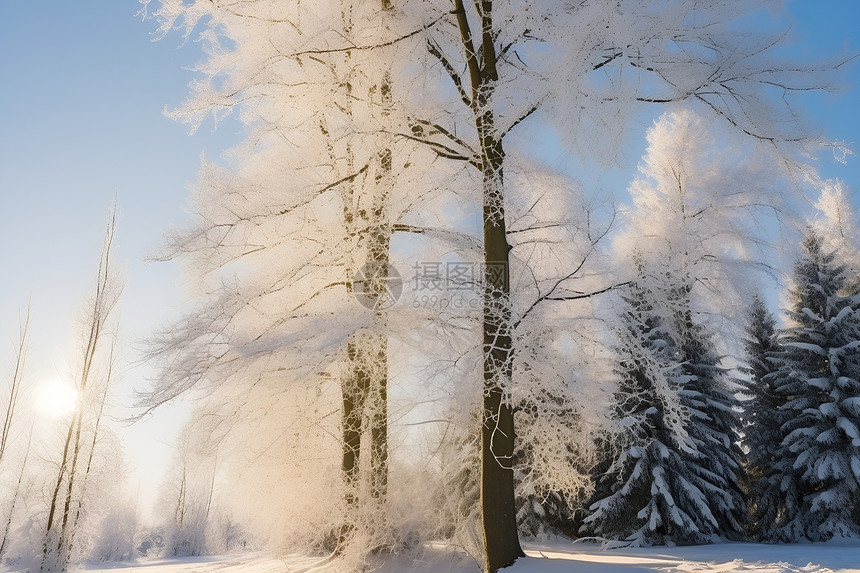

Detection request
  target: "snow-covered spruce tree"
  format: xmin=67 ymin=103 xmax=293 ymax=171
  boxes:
xmin=586 ymin=107 xmax=790 ymax=545
xmin=738 ymin=294 xmax=786 ymax=540
xmin=767 ymin=229 xmax=860 ymax=541
xmin=583 ymin=261 xmax=745 ymax=545
xmin=668 ymin=282 xmax=745 ymax=540
xmin=582 ymin=276 xmax=700 ymax=545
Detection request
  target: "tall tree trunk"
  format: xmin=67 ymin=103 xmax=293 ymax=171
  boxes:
xmin=0 ymin=303 xmax=30 ymax=466
xmin=367 ymin=51 xmax=393 ymax=501
xmin=339 ymin=0 xmax=393 ymax=543
xmin=172 ymin=463 xmax=187 ymax=557
xmin=479 ymin=144 xmax=522 ymax=572
xmin=42 ymin=208 xmax=119 ymax=572
xmin=368 ymin=332 xmax=388 ymax=500
xmin=42 ymin=418 xmax=76 ymax=571
xmin=56 ymin=277 xmax=107 ymax=570
xmin=454 ymin=1 xmax=524 ymax=570
xmin=205 ymin=455 xmax=218 ymax=520
xmin=58 ymin=401 xmax=88 ymax=567
xmin=341 ymin=340 xmax=368 ymax=508
xmin=336 ymin=8 xmax=366 ymax=543
xmin=66 ymin=342 xmax=116 ymax=565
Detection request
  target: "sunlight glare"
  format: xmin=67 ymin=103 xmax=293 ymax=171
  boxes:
xmin=34 ymin=378 xmax=78 ymax=420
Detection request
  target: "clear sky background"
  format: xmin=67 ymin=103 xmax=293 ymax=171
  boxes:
xmin=0 ymin=1 xmax=858 ymax=523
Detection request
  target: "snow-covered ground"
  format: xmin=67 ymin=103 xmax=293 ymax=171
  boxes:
xmin=46 ymin=540 xmax=859 ymax=573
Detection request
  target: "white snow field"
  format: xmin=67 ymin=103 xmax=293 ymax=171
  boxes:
xmin=43 ymin=541 xmax=858 ymax=573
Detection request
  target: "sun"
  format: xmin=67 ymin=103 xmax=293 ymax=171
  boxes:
xmin=34 ymin=378 xmax=79 ymax=420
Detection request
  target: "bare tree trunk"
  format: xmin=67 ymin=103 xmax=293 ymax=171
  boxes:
xmin=0 ymin=307 xmax=30 ymax=560
xmin=339 ymin=340 xmax=369 ymax=547
xmin=205 ymin=455 xmax=217 ymax=520
xmin=367 ymin=31 xmax=393 ymax=502
xmin=337 ymin=0 xmax=394 ymax=547
xmin=170 ymin=462 xmax=188 ymax=557
xmin=65 ymin=336 xmax=117 ymax=565
xmin=57 ymin=399 xmax=88 ymax=567
xmin=336 ymin=9 xmax=363 ymax=543
xmin=41 ymin=207 xmax=121 ymax=572
xmin=0 ymin=303 xmax=30 ymax=466
xmin=176 ymin=464 xmax=187 ymax=528
xmin=368 ymin=333 xmax=388 ymax=500
xmin=452 ymin=1 xmax=524 ymax=570
xmin=42 ymin=412 xmax=77 ymax=571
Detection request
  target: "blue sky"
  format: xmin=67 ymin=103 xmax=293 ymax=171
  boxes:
xmin=0 ymin=1 xmax=244 ymax=516
xmin=784 ymin=1 xmax=860 ymax=180
xmin=0 ymin=1 xmax=858 ymax=520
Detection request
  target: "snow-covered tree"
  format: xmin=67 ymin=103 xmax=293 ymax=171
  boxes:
xmin=432 ymin=413 xmax=484 ymax=562
xmin=812 ymin=180 xmax=860 ymax=282
xmin=136 ymin=1 xmax=434 ymax=561
xmin=0 ymin=304 xmax=32 ymax=562
xmin=0 ymin=304 xmax=29 ymax=467
xmin=140 ymin=0 xmax=846 ymax=568
xmin=513 ymin=385 xmax=582 ymax=540
xmin=0 ymin=427 xmax=32 ymax=563
xmin=582 ymin=277 xmax=699 ymax=545
xmin=89 ymin=500 xmax=137 ymax=563
xmin=613 ymin=108 xmax=793 ymax=341
xmin=738 ymin=294 xmax=785 ymax=540
xmin=409 ymin=3 xmax=839 ymax=564
xmin=767 ymin=229 xmax=860 ymax=541
xmin=40 ymin=208 xmax=125 ymax=573
xmin=585 ymin=107 xmax=776 ymax=544
xmin=582 ymin=269 xmax=743 ymax=545
xmin=669 ymin=282 xmax=745 ymax=540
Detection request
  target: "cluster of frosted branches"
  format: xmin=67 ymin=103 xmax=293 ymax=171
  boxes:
xmin=135 ymin=0 xmax=852 ymax=569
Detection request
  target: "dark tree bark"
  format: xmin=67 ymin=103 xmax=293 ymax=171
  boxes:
xmin=342 ymin=339 xmax=369 ymax=508
xmin=367 ymin=68 xmax=393 ymax=502
xmin=452 ymin=1 xmax=524 ymax=570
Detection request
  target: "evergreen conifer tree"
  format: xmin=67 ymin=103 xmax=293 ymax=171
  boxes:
xmin=584 ymin=271 xmax=746 ymax=544
xmin=738 ymin=295 xmax=786 ymax=540
xmin=669 ymin=283 xmax=745 ymax=540
xmin=583 ymin=279 xmax=709 ymax=545
xmin=768 ymin=230 xmax=860 ymax=540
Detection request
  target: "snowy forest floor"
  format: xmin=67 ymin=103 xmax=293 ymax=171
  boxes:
xmin=46 ymin=540 xmax=860 ymax=573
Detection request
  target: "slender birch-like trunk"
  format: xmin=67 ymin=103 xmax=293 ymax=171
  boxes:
xmin=41 ymin=208 xmax=121 ymax=572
